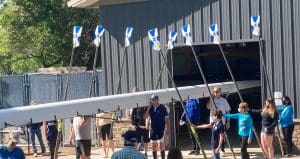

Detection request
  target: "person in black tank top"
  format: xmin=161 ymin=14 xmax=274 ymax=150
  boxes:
xmin=44 ymin=120 xmax=58 ymax=159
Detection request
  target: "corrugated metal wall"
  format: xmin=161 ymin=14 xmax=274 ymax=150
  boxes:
xmin=99 ymin=0 xmax=300 ymax=117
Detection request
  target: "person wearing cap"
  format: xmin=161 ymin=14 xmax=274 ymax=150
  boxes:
xmin=146 ymin=95 xmax=170 ymax=159
xmin=206 ymin=86 xmax=231 ymax=156
xmin=0 ymin=132 xmax=25 ymax=159
xmin=27 ymin=101 xmax=46 ymax=157
xmin=111 ymin=130 xmax=147 ymax=159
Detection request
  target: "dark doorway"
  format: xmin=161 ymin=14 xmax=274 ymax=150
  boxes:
xmin=170 ymin=41 xmax=263 ymax=149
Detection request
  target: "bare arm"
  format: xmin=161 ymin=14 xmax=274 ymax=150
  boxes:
xmin=165 ymin=116 xmax=170 ymax=136
xmin=43 ymin=122 xmax=47 ymax=140
xmin=216 ymin=133 xmax=224 ymax=151
xmin=195 ymin=124 xmax=212 ymax=129
xmin=206 ymin=99 xmax=212 ymax=110
xmin=80 ymin=116 xmax=90 ymax=127
xmin=69 ymin=125 xmax=74 ymax=144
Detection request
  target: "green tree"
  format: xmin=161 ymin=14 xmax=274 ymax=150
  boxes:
xmin=0 ymin=0 xmax=98 ymax=74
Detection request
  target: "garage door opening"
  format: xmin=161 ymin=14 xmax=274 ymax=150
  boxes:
xmin=170 ymin=41 xmax=263 ymax=148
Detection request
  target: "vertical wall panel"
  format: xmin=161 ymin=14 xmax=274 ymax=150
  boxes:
xmin=134 ymin=2 xmax=144 ymax=91
xmin=241 ymin=0 xmax=250 ymax=39
xmin=231 ymin=0 xmax=241 ymax=39
xmin=293 ymin=0 xmax=300 ymax=117
xmin=119 ymin=5 xmax=128 ymax=93
xmin=193 ymin=1 xmax=202 ymax=42
xmin=202 ymin=0 xmax=211 ymax=42
xmin=271 ymin=0 xmax=283 ymax=92
xmin=282 ymin=0 xmax=294 ymax=99
xmin=221 ymin=0 xmax=231 ymax=40
xmin=99 ymin=0 xmax=300 ymax=117
xmin=261 ymin=0 xmax=273 ymax=98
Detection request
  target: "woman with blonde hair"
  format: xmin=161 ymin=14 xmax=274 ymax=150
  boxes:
xmin=250 ymin=99 xmax=278 ymax=159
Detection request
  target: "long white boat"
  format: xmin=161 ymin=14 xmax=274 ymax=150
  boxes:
xmin=0 ymin=80 xmax=260 ymax=128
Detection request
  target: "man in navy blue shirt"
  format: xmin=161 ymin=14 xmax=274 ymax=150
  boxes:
xmin=44 ymin=120 xmax=58 ymax=159
xmin=0 ymin=132 xmax=25 ymax=159
xmin=147 ymin=95 xmax=170 ymax=159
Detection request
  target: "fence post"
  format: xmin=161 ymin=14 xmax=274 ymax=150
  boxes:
xmin=169 ymin=98 xmax=176 ymax=148
xmin=23 ymin=74 xmax=30 ymax=106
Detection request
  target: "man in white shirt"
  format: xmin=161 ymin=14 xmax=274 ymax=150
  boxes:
xmin=207 ymin=86 xmax=231 ymax=156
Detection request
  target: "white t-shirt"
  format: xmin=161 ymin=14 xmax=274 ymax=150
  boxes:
xmin=73 ymin=116 xmax=91 ymax=140
xmin=209 ymin=97 xmax=231 ymax=124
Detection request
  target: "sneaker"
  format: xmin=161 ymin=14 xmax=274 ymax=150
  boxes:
xmin=33 ymin=153 xmax=38 ymax=157
xmin=195 ymin=150 xmax=200 ymax=155
xmin=188 ymin=150 xmax=196 ymax=155
xmin=42 ymin=152 xmax=47 ymax=156
xmin=284 ymin=153 xmax=293 ymax=157
xmin=220 ymin=150 xmax=225 ymax=157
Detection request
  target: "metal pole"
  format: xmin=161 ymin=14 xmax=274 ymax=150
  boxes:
xmin=217 ymin=44 xmax=243 ymax=101
xmin=189 ymin=46 xmax=237 ymax=159
xmin=169 ymin=98 xmax=176 ymax=148
xmin=155 ymin=50 xmax=170 ymax=89
xmin=217 ymin=42 xmax=268 ymax=158
xmin=258 ymin=39 xmax=284 ymax=157
xmin=116 ymin=48 xmax=127 ymax=94
xmin=63 ymin=48 xmax=76 ymax=101
xmin=158 ymin=50 xmax=207 ymax=159
xmin=55 ymin=47 xmax=76 ymax=159
xmin=88 ymin=46 xmax=99 ymax=97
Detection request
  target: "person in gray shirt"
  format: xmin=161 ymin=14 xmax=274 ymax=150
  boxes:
xmin=69 ymin=116 xmax=91 ymax=159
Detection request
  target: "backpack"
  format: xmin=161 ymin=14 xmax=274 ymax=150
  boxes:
xmin=181 ymin=99 xmax=201 ymax=125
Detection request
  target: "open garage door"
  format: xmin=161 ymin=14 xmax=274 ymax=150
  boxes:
xmin=170 ymin=41 xmax=263 ymax=148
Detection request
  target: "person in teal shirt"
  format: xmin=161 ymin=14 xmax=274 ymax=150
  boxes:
xmin=224 ymin=102 xmax=253 ymax=159
xmin=277 ymin=96 xmax=294 ymax=157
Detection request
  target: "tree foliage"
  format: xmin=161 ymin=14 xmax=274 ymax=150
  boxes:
xmin=0 ymin=0 xmax=99 ymax=74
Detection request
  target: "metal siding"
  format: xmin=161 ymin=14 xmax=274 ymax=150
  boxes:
xmin=250 ymin=0 xmax=260 ymax=39
xmin=134 ymin=4 xmax=144 ymax=91
xmin=293 ymin=0 xmax=300 ymax=117
xmin=124 ymin=4 xmax=134 ymax=92
xmin=116 ymin=5 xmax=128 ymax=94
xmin=261 ymin=0 xmax=273 ymax=98
xmin=141 ymin=1 xmax=153 ymax=91
xmin=271 ymin=0 xmax=283 ymax=92
xmin=211 ymin=0 xmax=220 ymax=29
xmin=202 ymin=0 xmax=211 ymax=42
xmin=221 ymin=0 xmax=231 ymax=41
xmin=282 ymin=0 xmax=294 ymax=99
xmin=241 ymin=0 xmax=250 ymax=39
xmin=231 ymin=0 xmax=241 ymax=39
xmin=111 ymin=16 xmax=120 ymax=94
xmin=99 ymin=0 xmax=300 ymax=117
xmin=175 ymin=0 xmax=184 ymax=45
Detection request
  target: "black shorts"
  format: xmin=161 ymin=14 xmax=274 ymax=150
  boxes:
xmin=100 ymin=124 xmax=113 ymax=140
xmin=136 ymin=127 xmax=150 ymax=143
xmin=76 ymin=140 xmax=91 ymax=157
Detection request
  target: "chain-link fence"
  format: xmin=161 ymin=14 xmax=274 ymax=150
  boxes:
xmin=0 ymin=71 xmax=104 ymax=146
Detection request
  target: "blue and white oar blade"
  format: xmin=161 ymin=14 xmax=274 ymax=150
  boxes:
xmin=94 ymin=25 xmax=105 ymax=47
xmin=125 ymin=27 xmax=133 ymax=47
xmin=181 ymin=24 xmax=192 ymax=46
xmin=251 ymin=15 xmax=260 ymax=37
xmin=73 ymin=26 xmax=82 ymax=48
xmin=167 ymin=31 xmax=177 ymax=50
xmin=147 ymin=28 xmax=160 ymax=51
xmin=209 ymin=24 xmax=220 ymax=44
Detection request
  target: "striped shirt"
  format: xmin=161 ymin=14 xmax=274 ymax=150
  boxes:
xmin=111 ymin=146 xmax=147 ymax=159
